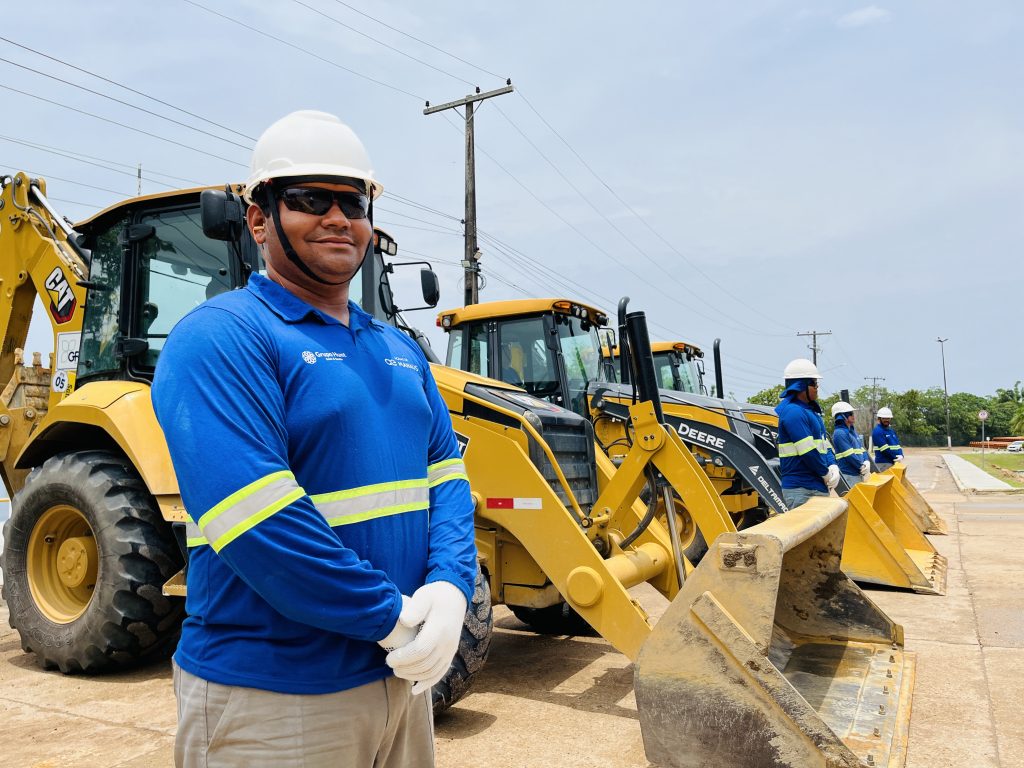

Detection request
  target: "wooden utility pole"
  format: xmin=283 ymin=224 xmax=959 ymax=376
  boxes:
xmin=424 ymin=82 xmax=514 ymax=306
xmin=864 ymin=376 xmax=886 ymax=416
xmin=797 ymin=329 xmax=832 ymax=365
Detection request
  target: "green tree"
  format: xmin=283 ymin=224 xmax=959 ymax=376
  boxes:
xmin=748 ymin=384 xmax=783 ymax=406
xmin=890 ymin=389 xmax=937 ymax=445
xmin=994 ymin=382 xmax=1024 ymax=404
xmin=1011 ymin=404 xmax=1024 ymax=436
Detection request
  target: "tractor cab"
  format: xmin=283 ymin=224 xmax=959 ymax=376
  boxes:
xmin=606 ymin=340 xmax=707 ymax=395
xmin=68 ymin=187 xmax=436 ymax=395
xmin=438 ymin=299 xmax=607 ymax=418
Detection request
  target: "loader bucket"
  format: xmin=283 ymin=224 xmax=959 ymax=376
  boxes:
xmin=636 ymin=497 xmax=915 ymax=768
xmin=885 ymin=464 xmax=947 ymax=535
xmin=841 ymin=474 xmax=947 ymax=595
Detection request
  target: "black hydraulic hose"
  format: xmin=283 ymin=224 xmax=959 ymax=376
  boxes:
xmin=713 ymin=338 xmax=724 ymax=400
xmin=619 ymin=465 xmax=661 ymax=550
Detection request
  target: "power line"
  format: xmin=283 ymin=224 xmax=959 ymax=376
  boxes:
xmin=0 ymin=164 xmax=129 ymax=196
xmin=326 ymin=0 xmax=506 ymax=80
xmin=181 ymin=0 xmax=425 ymax=101
xmin=437 ymin=112 xmax=764 ymax=335
xmin=0 ymin=56 xmax=251 ymax=150
xmin=290 ymin=0 xmax=476 ymax=87
xmin=0 ymin=134 xmax=203 ymax=186
xmin=0 ymin=36 xmax=254 ymax=141
xmin=493 ymin=101 xmax=785 ymax=339
xmin=0 ymin=83 xmax=246 ymax=168
xmin=515 ymin=88 xmax=794 ymax=335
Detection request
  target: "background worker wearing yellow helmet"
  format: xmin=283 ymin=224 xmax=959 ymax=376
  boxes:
xmin=831 ymin=401 xmax=870 ymax=487
xmin=152 ymin=110 xmax=476 ymax=768
xmin=775 ymin=358 xmax=842 ymax=507
xmin=872 ymin=406 xmax=904 ymax=471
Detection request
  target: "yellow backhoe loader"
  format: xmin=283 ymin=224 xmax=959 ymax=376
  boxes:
xmin=0 ymin=174 xmax=915 ymax=766
xmin=630 ymin=331 xmax=946 ymax=590
xmin=439 ymin=298 xmax=946 ymax=595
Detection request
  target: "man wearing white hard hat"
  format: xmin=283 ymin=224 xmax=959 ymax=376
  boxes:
xmin=872 ymin=407 xmax=904 ymax=471
xmin=774 ymin=358 xmax=842 ymax=508
xmin=153 ymin=110 xmax=475 ymax=767
xmin=831 ymin=401 xmax=870 ymax=487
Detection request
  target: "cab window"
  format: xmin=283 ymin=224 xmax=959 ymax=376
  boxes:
xmin=497 ymin=317 xmax=558 ymax=399
xmin=134 ymin=207 xmax=237 ymax=370
xmin=78 ymin=216 xmax=127 ymax=380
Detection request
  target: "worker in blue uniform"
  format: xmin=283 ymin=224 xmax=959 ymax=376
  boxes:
xmin=872 ymin=406 xmax=904 ymax=471
xmin=775 ymin=358 xmax=842 ymax=508
xmin=831 ymin=401 xmax=870 ymax=487
xmin=153 ymin=110 xmax=475 ymax=768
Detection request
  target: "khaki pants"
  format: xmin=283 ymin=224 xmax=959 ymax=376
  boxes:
xmin=173 ymin=663 xmax=434 ymax=768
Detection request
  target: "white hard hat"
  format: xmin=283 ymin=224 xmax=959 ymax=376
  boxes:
xmin=877 ymin=407 xmax=893 ymax=419
xmin=243 ymin=110 xmax=383 ymax=204
xmin=831 ymin=401 xmax=855 ymax=417
xmin=783 ymin=358 xmax=821 ymax=381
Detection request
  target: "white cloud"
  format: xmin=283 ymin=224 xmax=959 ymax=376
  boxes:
xmin=836 ymin=6 xmax=891 ymax=28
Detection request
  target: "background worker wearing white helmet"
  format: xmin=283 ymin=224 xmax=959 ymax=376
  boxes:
xmin=774 ymin=358 xmax=842 ymax=508
xmin=152 ymin=110 xmax=476 ymax=768
xmin=872 ymin=406 xmax=904 ymax=471
xmin=831 ymin=401 xmax=870 ymax=487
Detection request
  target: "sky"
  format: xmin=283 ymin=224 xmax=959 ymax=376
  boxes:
xmin=2 ymin=0 xmax=1021 ymax=401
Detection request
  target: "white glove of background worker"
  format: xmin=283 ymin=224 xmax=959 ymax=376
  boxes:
xmin=893 ymin=455 xmax=904 ymax=463
xmin=822 ymin=464 xmax=841 ymax=490
xmin=859 ymin=460 xmax=870 ymax=478
xmin=378 ymin=595 xmax=417 ymax=652
xmin=386 ymin=581 xmax=467 ymax=695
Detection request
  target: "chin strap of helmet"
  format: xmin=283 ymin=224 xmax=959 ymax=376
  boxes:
xmin=263 ymin=184 xmax=373 ymax=287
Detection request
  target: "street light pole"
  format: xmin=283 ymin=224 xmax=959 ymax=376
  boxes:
xmin=937 ymin=337 xmax=952 ymax=449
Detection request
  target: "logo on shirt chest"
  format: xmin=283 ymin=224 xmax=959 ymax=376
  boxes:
xmin=302 ymin=350 xmax=348 ymax=365
xmin=384 ymin=355 xmax=420 ymax=373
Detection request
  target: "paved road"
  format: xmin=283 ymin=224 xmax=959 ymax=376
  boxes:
xmin=1 ymin=451 xmax=1022 ymax=767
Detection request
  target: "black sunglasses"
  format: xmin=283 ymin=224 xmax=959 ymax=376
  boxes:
xmin=277 ymin=187 xmax=369 ymax=219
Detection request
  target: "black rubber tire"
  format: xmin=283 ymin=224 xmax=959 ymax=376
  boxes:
xmin=432 ymin=564 xmax=492 ymax=713
xmin=509 ymin=601 xmax=597 ymax=637
xmin=0 ymin=451 xmax=185 ymax=673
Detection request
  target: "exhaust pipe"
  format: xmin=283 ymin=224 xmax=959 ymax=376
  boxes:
xmin=713 ymin=338 xmax=724 ymax=399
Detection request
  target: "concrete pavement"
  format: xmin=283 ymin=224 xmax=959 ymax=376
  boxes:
xmin=941 ymin=453 xmax=1016 ymax=492
xmin=1 ymin=450 xmax=1022 ymax=767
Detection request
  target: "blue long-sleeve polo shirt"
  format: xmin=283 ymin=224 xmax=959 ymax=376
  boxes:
xmin=833 ymin=423 xmax=868 ymax=475
xmin=775 ymin=386 xmax=835 ymax=491
xmin=872 ymin=424 xmax=904 ymax=464
xmin=152 ymin=274 xmax=476 ymax=694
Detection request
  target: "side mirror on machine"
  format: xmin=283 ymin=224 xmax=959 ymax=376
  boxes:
xmin=420 ymin=268 xmax=440 ymax=307
xmin=201 ymin=189 xmax=246 ymax=242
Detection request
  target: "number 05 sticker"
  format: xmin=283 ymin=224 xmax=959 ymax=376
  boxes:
xmin=52 ymin=369 xmax=69 ymax=392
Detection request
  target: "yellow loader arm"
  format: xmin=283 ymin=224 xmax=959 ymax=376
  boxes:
xmin=0 ymin=173 xmax=90 ymax=494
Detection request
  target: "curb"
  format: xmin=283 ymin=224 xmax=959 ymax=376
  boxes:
xmin=941 ymin=454 xmax=1024 ymax=495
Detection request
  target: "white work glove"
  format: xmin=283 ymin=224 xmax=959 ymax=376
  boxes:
xmin=859 ymin=460 xmax=870 ymax=478
xmin=822 ymin=464 xmax=841 ymax=490
xmin=385 ymin=581 xmax=467 ymax=695
xmin=893 ymin=455 xmax=904 ymax=463
xmin=378 ymin=595 xmax=417 ymax=652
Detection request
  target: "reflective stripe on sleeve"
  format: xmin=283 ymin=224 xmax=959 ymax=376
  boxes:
xmin=427 ymin=458 xmax=469 ymax=488
xmin=778 ymin=435 xmax=820 ymax=457
xmin=197 ymin=471 xmax=305 ymax=552
xmin=835 ymin=447 xmax=861 ymax=460
xmin=878 ymin=444 xmax=893 ymax=452
xmin=185 ymin=475 xmax=432 ymax=548
xmin=185 ymin=521 xmax=208 ymax=547
xmin=312 ymin=479 xmax=429 ymax=527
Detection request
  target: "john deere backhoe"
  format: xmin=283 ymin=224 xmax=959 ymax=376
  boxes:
xmin=439 ymin=297 xmax=947 ymax=595
xmin=1 ymin=173 xmax=916 ymax=766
